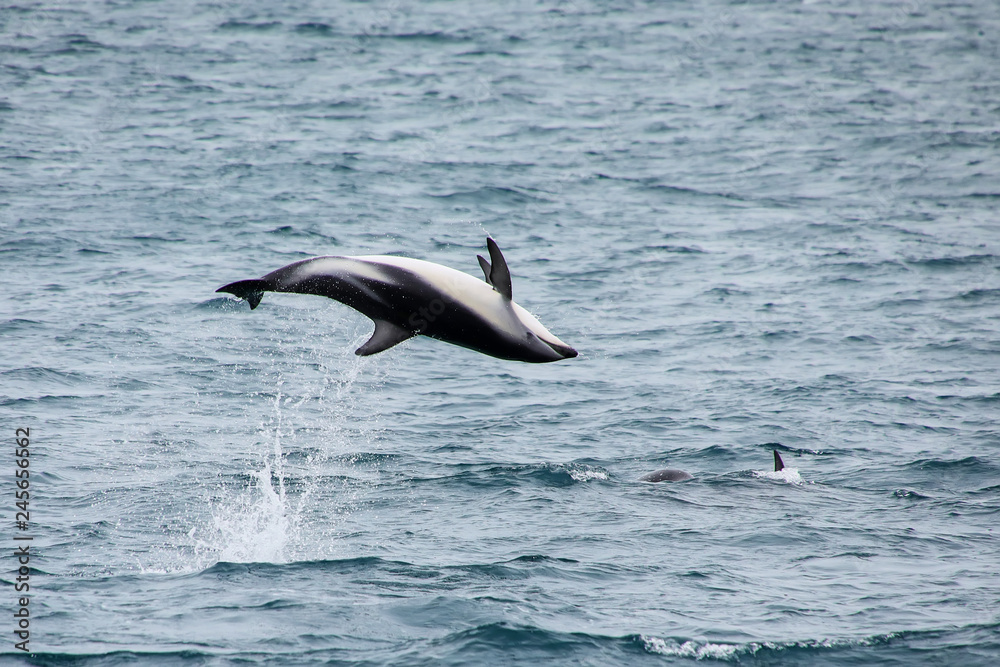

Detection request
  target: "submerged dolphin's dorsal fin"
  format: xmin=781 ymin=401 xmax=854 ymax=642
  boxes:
xmin=773 ymin=450 xmax=785 ymax=472
xmin=486 ymin=237 xmax=512 ymax=300
xmin=356 ymin=319 xmax=415 ymax=356
xmin=477 ymin=255 xmax=492 ymax=285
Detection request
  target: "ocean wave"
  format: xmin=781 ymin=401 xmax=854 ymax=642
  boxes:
xmin=358 ymin=31 xmax=473 ymax=43
xmin=641 ymin=623 xmax=1000 ymax=664
xmin=200 ymin=556 xmax=395 ymax=577
xmin=903 ymin=456 xmax=998 ymax=474
xmin=293 ymin=22 xmax=333 ymax=35
xmin=0 ymin=318 xmax=44 ymax=334
xmin=407 ymin=461 xmax=611 ymax=489
xmin=958 ymin=288 xmax=1000 ymax=301
xmin=263 ymin=225 xmax=340 ymax=242
xmin=217 ymin=20 xmax=283 ymax=32
xmin=0 ymin=366 xmax=95 ymax=387
xmin=0 ymin=650 xmax=222 ymax=665
xmin=10 ymin=623 xmax=1000 ymax=666
xmin=641 ymin=636 xmax=744 ymax=660
xmin=393 ymin=623 xmax=645 ymax=665
xmin=905 ymin=254 xmax=997 ymax=270
xmin=195 ymin=554 xmax=601 ymax=587
xmin=428 ymin=186 xmax=545 ymax=205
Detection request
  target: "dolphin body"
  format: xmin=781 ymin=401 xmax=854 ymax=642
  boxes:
xmin=638 ymin=468 xmax=693 ymax=482
xmin=640 ymin=450 xmax=788 ymax=482
xmin=217 ymin=238 xmax=577 ymax=363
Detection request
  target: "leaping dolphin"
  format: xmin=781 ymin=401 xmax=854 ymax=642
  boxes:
xmin=216 ymin=237 xmax=578 ymax=363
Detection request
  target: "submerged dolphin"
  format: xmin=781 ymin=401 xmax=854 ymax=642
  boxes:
xmin=638 ymin=468 xmax=693 ymax=482
xmin=640 ymin=450 xmax=788 ymax=482
xmin=217 ymin=238 xmax=577 ymax=363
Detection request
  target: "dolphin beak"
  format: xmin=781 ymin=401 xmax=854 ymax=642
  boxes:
xmin=546 ymin=340 xmax=578 ymax=359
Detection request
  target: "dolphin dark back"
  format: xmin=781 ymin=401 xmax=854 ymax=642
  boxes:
xmin=639 ymin=468 xmax=693 ymax=482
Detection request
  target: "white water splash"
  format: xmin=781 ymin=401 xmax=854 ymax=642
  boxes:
xmin=193 ymin=348 xmax=384 ymax=567
xmin=641 ymin=635 xmax=753 ymax=660
xmin=753 ymin=467 xmax=806 ymax=485
xmin=569 ymin=468 xmax=609 ymax=482
xmin=211 ymin=459 xmax=294 ymax=563
xmin=199 ymin=385 xmax=298 ymax=563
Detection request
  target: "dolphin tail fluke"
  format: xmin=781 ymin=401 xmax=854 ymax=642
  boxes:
xmin=217 ymin=279 xmax=268 ymax=310
xmin=773 ymin=450 xmax=785 ymax=472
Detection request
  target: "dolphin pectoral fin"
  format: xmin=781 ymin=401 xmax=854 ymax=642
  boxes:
xmin=774 ymin=450 xmax=785 ymax=471
xmin=485 ymin=237 xmax=512 ymax=300
xmin=477 ymin=255 xmax=493 ymax=285
xmin=355 ymin=319 xmax=415 ymax=356
xmin=217 ymin=279 xmax=268 ymax=310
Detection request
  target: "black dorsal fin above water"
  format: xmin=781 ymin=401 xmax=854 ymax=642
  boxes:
xmin=477 ymin=254 xmax=492 ymax=285
xmin=485 ymin=237 xmax=512 ymax=300
xmin=774 ymin=450 xmax=785 ymax=472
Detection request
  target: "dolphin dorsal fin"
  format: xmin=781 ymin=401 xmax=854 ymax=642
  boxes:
xmin=773 ymin=450 xmax=785 ymax=472
xmin=486 ymin=237 xmax=512 ymax=300
xmin=355 ymin=319 xmax=415 ymax=356
xmin=477 ymin=255 xmax=492 ymax=285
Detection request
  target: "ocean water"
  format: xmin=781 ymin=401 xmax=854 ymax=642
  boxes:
xmin=2 ymin=0 xmax=999 ymax=664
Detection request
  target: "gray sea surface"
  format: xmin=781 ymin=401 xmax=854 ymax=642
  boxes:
xmin=2 ymin=0 xmax=999 ymax=664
